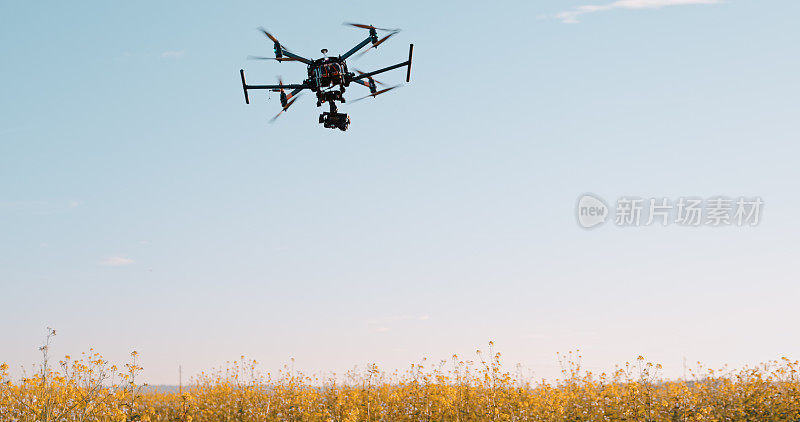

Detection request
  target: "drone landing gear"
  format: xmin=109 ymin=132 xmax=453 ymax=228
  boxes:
xmin=319 ymin=101 xmax=350 ymax=131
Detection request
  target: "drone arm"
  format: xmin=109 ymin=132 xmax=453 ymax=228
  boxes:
xmin=280 ymin=49 xmax=313 ymax=65
xmin=340 ymin=36 xmax=373 ymax=61
xmin=350 ymin=44 xmax=414 ymax=83
xmin=248 ymin=84 xmax=306 ymax=89
xmin=351 ymin=63 xmax=405 ymax=82
xmin=240 ymin=70 xmax=307 ymax=104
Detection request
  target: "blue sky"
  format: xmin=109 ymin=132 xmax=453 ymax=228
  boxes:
xmin=2 ymin=0 xmax=799 ymax=384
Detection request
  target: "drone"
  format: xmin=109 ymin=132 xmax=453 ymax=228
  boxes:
xmin=239 ymin=23 xmax=413 ymax=131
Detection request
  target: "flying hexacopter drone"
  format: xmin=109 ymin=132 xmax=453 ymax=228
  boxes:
xmin=239 ymin=23 xmax=413 ymax=131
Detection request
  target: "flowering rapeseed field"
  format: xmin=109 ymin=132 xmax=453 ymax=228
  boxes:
xmin=2 ymin=336 xmax=799 ymax=421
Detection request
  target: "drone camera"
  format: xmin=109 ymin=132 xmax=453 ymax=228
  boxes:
xmin=320 ymin=112 xmax=350 ymax=131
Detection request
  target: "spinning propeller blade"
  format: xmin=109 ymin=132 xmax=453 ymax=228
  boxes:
xmin=343 ymin=22 xmax=400 ymax=32
xmin=258 ymin=27 xmax=280 ymax=44
xmin=269 ymin=92 xmax=303 ymax=123
xmin=353 ymin=69 xmax=385 ymax=85
xmin=372 ymin=32 xmax=398 ymax=48
xmin=351 ymin=85 xmax=400 ymax=102
xmin=247 ymin=55 xmax=298 ymax=62
xmin=354 ymin=31 xmax=399 ymax=59
xmin=257 ymin=27 xmax=306 ymax=60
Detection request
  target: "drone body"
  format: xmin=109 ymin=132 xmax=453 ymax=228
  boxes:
xmin=239 ymin=23 xmax=413 ymax=131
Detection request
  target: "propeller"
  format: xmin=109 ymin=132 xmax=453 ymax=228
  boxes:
xmin=258 ymin=27 xmax=281 ymax=44
xmin=270 ymin=92 xmax=303 ymax=123
xmin=247 ymin=55 xmax=298 ymax=62
xmin=353 ymin=69 xmax=385 ymax=86
xmin=258 ymin=27 xmax=299 ymax=59
xmin=354 ymin=31 xmax=399 ymax=59
xmin=276 ymin=76 xmax=287 ymax=104
xmin=343 ymin=22 xmax=400 ymax=32
xmin=286 ymin=91 xmax=300 ymax=101
xmin=351 ymin=85 xmax=401 ymax=102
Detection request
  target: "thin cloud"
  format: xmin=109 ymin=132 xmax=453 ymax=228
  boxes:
xmin=557 ymin=0 xmax=722 ymax=23
xmin=101 ymin=256 xmax=135 ymax=266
